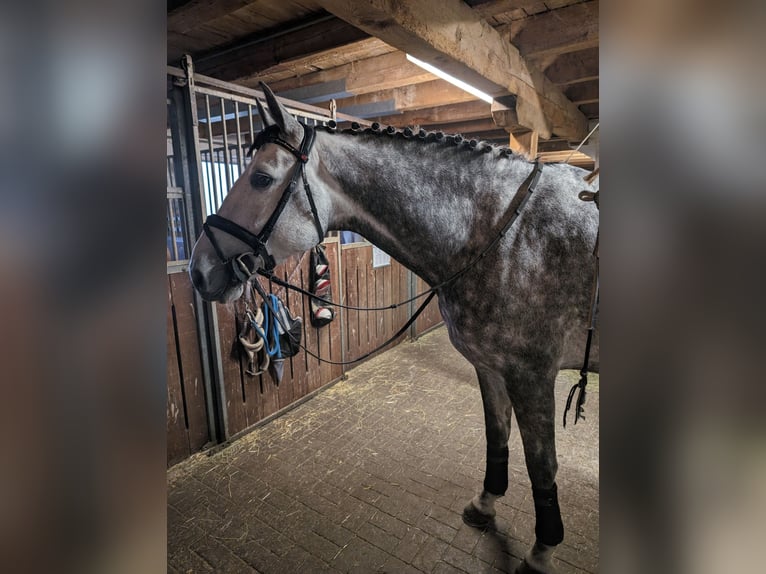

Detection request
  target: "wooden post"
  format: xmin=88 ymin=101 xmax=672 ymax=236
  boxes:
xmin=509 ymin=130 xmax=538 ymax=160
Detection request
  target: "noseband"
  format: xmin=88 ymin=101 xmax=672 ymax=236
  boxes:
xmin=202 ymin=122 xmax=323 ymax=277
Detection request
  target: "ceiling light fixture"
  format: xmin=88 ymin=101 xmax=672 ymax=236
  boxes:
xmin=406 ymin=54 xmax=494 ymax=104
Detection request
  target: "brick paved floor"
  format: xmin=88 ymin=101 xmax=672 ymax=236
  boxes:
xmin=168 ymin=326 xmax=599 ymax=573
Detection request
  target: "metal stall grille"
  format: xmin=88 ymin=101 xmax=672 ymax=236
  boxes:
xmin=193 ymin=86 xmax=333 ymax=214
xmin=166 ymin=100 xmax=192 ymax=269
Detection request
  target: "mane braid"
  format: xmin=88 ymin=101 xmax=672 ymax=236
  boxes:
xmin=315 ymin=121 xmax=517 ymax=159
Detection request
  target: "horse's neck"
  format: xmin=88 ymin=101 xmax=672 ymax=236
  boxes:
xmin=320 ymin=132 xmax=515 ymax=285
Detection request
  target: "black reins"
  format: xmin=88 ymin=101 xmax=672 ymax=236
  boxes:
xmin=563 ymin=188 xmax=600 ymax=427
xmin=203 ymin=122 xmax=322 ymax=274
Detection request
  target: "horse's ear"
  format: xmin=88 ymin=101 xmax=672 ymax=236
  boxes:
xmin=255 ymin=97 xmax=275 ymax=128
xmin=259 ymin=82 xmax=302 ymax=140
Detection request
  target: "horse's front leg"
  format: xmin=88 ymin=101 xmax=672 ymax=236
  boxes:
xmin=462 ymin=368 xmax=512 ymax=528
xmin=511 ymin=377 xmax=563 ymax=574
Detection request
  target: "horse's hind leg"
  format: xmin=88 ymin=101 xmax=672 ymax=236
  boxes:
xmin=462 ymin=368 xmax=512 ymax=528
xmin=510 ymin=376 xmax=564 ymax=574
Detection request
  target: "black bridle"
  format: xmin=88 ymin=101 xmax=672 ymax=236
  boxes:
xmin=202 ymin=122 xmax=323 ymax=277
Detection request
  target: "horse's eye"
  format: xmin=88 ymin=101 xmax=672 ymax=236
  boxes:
xmin=250 ymin=172 xmax=273 ymax=189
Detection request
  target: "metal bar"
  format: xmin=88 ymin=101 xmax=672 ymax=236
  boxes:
xmin=168 ymin=199 xmax=180 ymax=260
xmin=175 ymin=56 xmax=228 ymax=443
xmin=408 ymin=269 xmax=417 ymax=340
xmin=203 ymin=94 xmax=220 ymax=211
xmin=219 ymin=97 xmax=233 ymax=192
xmin=248 ymin=104 xmax=255 ymax=155
xmin=203 ymin=150 xmax=214 ymax=216
xmin=167 ymin=155 xmax=174 ymax=187
xmin=166 ymin=260 xmax=191 ymax=275
xmin=234 ymin=101 xmax=244 ymax=174
xmin=193 ymin=83 xmax=368 ymax=125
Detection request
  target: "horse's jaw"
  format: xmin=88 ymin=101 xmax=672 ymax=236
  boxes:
xmin=215 ymin=282 xmax=244 ymax=304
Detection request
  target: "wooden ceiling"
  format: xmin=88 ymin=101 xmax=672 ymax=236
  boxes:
xmin=168 ymin=0 xmax=598 ymax=162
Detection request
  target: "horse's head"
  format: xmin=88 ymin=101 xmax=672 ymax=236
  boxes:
xmin=189 ymin=83 xmax=333 ymax=302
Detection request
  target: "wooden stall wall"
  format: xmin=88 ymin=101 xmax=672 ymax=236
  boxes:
xmin=341 ymin=244 xmax=411 ymax=362
xmin=167 ymin=273 xmax=211 ymax=466
xmin=215 ymin=239 xmax=344 ymax=439
xmin=414 ymin=274 xmax=444 ymax=337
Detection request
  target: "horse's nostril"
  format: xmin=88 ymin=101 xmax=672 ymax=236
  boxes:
xmin=190 ymin=266 xmax=206 ymax=290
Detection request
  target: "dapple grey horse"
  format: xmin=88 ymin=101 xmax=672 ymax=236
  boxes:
xmin=189 ymin=84 xmax=599 ymax=574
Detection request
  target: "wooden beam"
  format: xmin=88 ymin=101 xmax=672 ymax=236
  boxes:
xmin=331 ymin=80 xmax=477 ymax=118
xmin=373 ymin=100 xmax=492 ymax=127
xmin=578 ymin=102 xmax=599 ymax=119
xmin=543 ymin=47 xmax=599 ymax=86
xmin=466 ymin=0 xmax=551 ymax=18
xmin=503 ymin=1 xmax=599 ymax=59
xmin=508 ymin=130 xmax=538 ymax=159
xmin=243 ymin=38 xmax=394 ymax=87
xmin=268 ymin=51 xmax=436 ymax=101
xmin=168 ymin=0 xmax=255 ymax=34
xmin=420 ymin=118 xmax=499 ymax=133
xmin=195 ymin=15 xmax=370 ymax=82
xmin=564 ymin=80 xmax=599 ymax=105
xmin=316 ymin=0 xmax=587 ymax=140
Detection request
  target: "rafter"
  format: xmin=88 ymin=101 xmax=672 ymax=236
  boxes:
xmin=331 ymin=80 xmax=478 ymax=118
xmin=543 ymin=47 xmax=599 ymax=86
xmin=373 ymin=100 xmax=493 ymax=128
xmin=195 ymin=15 xmax=370 ymax=82
xmin=564 ymin=80 xmax=598 ymax=105
xmin=316 ymin=0 xmax=587 ymax=139
xmin=266 ymin=51 xmax=436 ymax=102
xmin=168 ymin=0 xmax=255 ymax=34
xmin=502 ymin=1 xmax=599 ymax=59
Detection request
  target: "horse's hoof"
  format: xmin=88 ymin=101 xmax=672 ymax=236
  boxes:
xmin=462 ymin=502 xmax=495 ymax=529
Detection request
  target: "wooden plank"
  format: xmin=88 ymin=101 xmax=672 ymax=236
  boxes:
xmin=169 ymin=273 xmax=210 ymax=453
xmin=232 ymin=297 xmax=259 ymax=427
xmin=273 ymin=260 xmax=295 ymax=411
xmin=357 ymin=246 xmax=371 ymax=356
xmin=168 ymin=0 xmax=255 ymax=34
xmin=242 ymin=38 xmax=395 ymax=87
xmin=564 ymin=80 xmax=598 ymax=105
xmin=543 ymin=47 xmax=599 ymax=86
xmin=508 ymin=129 xmax=539 ymax=159
xmin=324 ymin=240 xmax=344 ymax=381
xmin=503 ymin=1 xmax=599 ymax=59
xmin=578 ymin=102 xmax=599 ymax=119
xmin=375 ymin=100 xmax=491 ymax=128
xmin=415 ymin=274 xmax=443 ymax=335
xmin=257 ymin=277 xmax=282 ymax=415
xmin=375 ymin=264 xmax=385 ymax=348
xmin=283 ymin=255 xmax=308 ymax=402
xmin=327 ymin=241 xmax=341 ymax=374
xmin=333 ymin=79 xmax=477 ymax=118
xmin=342 ymin=246 xmax=359 ymax=361
xmin=317 ymin=0 xmax=588 ymax=139
xmin=302 ymin=257 xmax=321 ymax=393
xmin=215 ymin=301 xmax=249 ymax=436
xmin=167 ymin=277 xmax=190 ymax=466
xmin=269 ymin=50 xmax=435 ymax=100
xmin=382 ymin=262 xmax=393 ymax=344
xmin=196 ymin=16 xmax=370 ymax=82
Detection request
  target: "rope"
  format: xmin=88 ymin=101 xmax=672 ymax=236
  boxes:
xmin=564 ymin=122 xmax=599 ymax=165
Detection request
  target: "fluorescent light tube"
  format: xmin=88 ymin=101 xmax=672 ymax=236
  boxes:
xmin=406 ymin=54 xmax=494 ymax=104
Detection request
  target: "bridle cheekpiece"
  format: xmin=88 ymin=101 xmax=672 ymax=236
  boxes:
xmin=202 ymin=122 xmax=323 ymax=281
